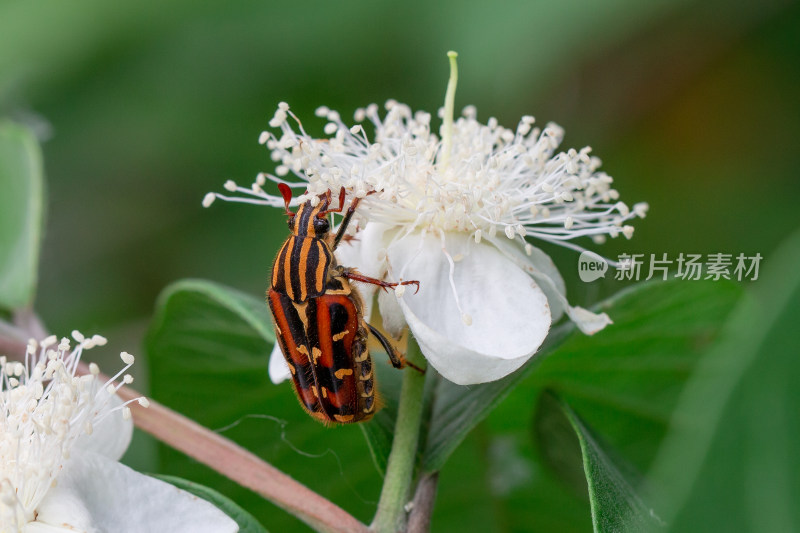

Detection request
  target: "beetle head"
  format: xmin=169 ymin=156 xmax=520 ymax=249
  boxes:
xmin=279 ymin=186 xmax=346 ymax=238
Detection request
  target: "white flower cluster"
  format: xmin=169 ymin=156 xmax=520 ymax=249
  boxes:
xmin=0 ymin=333 xmax=237 ymax=533
xmin=205 ymin=56 xmax=647 ymax=385
xmin=206 ymin=100 xmax=647 ymax=254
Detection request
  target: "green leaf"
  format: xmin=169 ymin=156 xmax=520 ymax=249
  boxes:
xmin=148 ymin=278 xmax=275 ymax=346
xmin=146 ymin=278 xmax=384 ymax=531
xmin=422 ymin=280 xmax=742 ymax=473
xmin=359 ymin=409 xmax=394 ymax=475
xmin=648 ymin=229 xmax=800 ymax=532
xmin=429 ymin=422 xmax=591 ymax=533
xmin=0 ymin=121 xmax=43 ymax=310
xmin=419 ymin=325 xmax=571 ymax=473
xmin=532 ymin=280 xmax=742 ymax=471
xmin=154 ymin=475 xmax=269 ymax=533
xmin=532 ymin=390 xmax=586 ymax=496
xmin=535 ymin=392 xmax=664 ymax=532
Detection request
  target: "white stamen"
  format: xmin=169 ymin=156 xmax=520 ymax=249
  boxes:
xmin=205 ymin=66 xmax=647 ymax=274
xmin=40 ymin=336 xmax=57 ymax=349
xmin=622 ymin=225 xmax=635 ymax=239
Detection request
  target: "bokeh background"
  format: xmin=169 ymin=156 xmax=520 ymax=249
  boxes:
xmin=1 ymin=0 xmax=798 ymax=531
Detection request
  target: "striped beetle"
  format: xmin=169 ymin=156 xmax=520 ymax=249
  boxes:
xmin=268 ymin=184 xmax=421 ymax=424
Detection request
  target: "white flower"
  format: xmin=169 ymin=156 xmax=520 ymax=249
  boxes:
xmin=206 ymin=54 xmax=647 ymax=385
xmin=0 ymin=333 xmax=238 ymax=533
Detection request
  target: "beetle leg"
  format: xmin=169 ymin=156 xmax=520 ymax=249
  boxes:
xmin=342 ymin=271 xmax=420 ymax=294
xmin=338 ymin=233 xmax=357 ymax=245
xmin=331 ymin=190 xmax=380 ymax=250
xmin=331 ymin=196 xmax=361 ymax=250
xmin=318 ymin=187 xmax=346 ymax=218
xmin=366 ymin=323 xmax=425 ymax=374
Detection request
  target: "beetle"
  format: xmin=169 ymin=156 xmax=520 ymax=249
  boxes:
xmin=267 ymin=184 xmax=421 ymax=424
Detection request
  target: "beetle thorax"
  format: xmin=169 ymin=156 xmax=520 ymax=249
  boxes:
xmin=291 ymin=200 xmax=331 ymax=238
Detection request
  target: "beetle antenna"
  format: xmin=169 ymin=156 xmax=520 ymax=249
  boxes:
xmin=278 ymin=183 xmax=294 ymax=216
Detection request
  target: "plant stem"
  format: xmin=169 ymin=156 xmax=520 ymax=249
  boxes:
xmin=407 ymin=472 xmax=439 ymax=533
xmin=116 ymin=386 xmax=367 ymax=533
xmin=372 ymin=337 xmax=428 ymax=533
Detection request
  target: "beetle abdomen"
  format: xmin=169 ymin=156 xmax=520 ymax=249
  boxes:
xmin=268 ymin=281 xmax=376 ymax=424
xmin=313 ymin=292 xmax=375 ymax=423
xmin=268 ymin=289 xmax=322 ymax=416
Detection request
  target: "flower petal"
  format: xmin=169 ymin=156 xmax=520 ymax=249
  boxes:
xmin=387 ymin=232 xmax=551 ymax=385
xmin=30 ymin=475 xmax=94 ymax=532
xmin=334 ymin=222 xmax=390 ymax=320
xmin=564 ymin=304 xmax=613 ymax=335
xmin=74 ymin=395 xmax=133 ymax=462
xmin=377 ymin=288 xmax=407 ymax=338
xmin=36 ymin=452 xmax=238 ymax=533
xmin=23 ymin=523 xmax=79 ymax=533
xmin=268 ymin=343 xmax=292 ymax=384
xmin=485 ymin=235 xmax=612 ymax=334
xmin=485 ymin=235 xmax=567 ymax=322
xmin=334 ymin=222 xmax=389 ymax=279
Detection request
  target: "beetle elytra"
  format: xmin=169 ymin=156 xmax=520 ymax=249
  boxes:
xmin=268 ymin=185 xmax=421 ymax=423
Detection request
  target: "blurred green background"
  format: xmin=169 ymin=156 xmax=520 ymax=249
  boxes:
xmin=1 ymin=0 xmax=798 ymax=531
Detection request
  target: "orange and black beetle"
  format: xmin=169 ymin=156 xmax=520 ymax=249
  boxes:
xmin=268 ymin=184 xmax=421 ymax=424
